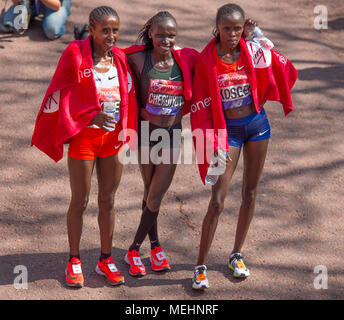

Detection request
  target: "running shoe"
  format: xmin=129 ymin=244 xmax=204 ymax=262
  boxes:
xmin=95 ymin=256 xmax=125 ymax=286
xmin=192 ymin=265 xmax=210 ymax=290
xmin=124 ymin=250 xmax=146 ymax=277
xmin=65 ymin=257 xmax=84 ymax=288
xmin=150 ymin=246 xmax=170 ymax=272
xmin=228 ymin=252 xmax=250 ymax=278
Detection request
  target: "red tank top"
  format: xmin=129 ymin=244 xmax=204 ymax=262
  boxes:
xmin=215 ymin=46 xmax=253 ymax=110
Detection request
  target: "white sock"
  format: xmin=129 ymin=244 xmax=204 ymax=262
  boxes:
xmin=230 ymin=252 xmax=241 ymax=259
xmin=195 ymin=264 xmax=206 ymax=270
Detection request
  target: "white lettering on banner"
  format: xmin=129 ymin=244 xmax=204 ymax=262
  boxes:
xmin=274 ymin=52 xmax=287 ymax=66
xmin=247 ymin=41 xmax=272 ymax=68
xmin=43 ymin=91 xmax=60 ymax=113
xmin=79 ymin=67 xmax=94 ymax=79
xmin=191 ymin=97 xmax=211 ymax=113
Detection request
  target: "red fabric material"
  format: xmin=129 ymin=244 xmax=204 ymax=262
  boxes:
xmin=122 ymin=45 xmax=199 ymax=116
xmin=190 ymin=38 xmax=298 ymax=184
xmin=31 ymin=36 xmax=138 ymax=162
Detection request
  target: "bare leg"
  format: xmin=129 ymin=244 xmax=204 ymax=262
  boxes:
xmin=232 ymin=139 xmax=269 ymax=254
xmin=67 ymin=157 xmax=95 ymax=256
xmin=130 ymin=147 xmax=178 ymax=250
xmin=138 ymin=146 xmax=155 ymax=201
xmin=145 ymin=161 xmax=177 ymax=212
xmin=139 ymin=146 xmax=158 ymax=246
xmin=96 ymin=154 xmax=123 ymax=255
xmin=196 ymin=146 xmax=241 ymax=266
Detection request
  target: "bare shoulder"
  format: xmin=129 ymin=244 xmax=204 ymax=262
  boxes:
xmin=127 ymin=51 xmax=145 ymax=76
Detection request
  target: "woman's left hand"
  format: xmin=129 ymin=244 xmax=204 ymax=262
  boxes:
xmin=243 ymin=18 xmax=258 ymax=38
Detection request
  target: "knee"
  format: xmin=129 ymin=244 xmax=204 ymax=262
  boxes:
xmin=43 ymin=24 xmax=61 ymax=40
xmin=70 ymin=197 xmax=89 ymax=215
xmin=242 ymin=186 xmax=257 ymax=204
xmin=143 ymin=182 xmax=151 ymax=195
xmin=42 ymin=18 xmax=65 ymax=40
xmin=98 ymin=195 xmax=114 ymax=213
xmin=209 ymin=198 xmax=225 ymax=217
xmin=146 ymin=199 xmax=161 ymax=212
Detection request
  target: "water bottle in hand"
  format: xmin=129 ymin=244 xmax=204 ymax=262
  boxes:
xmin=205 ymin=149 xmax=229 ymax=186
xmin=102 ymin=101 xmax=120 ymax=132
xmin=245 ymin=25 xmax=274 ymax=50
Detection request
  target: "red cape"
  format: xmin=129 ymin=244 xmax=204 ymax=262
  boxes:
xmin=122 ymin=44 xmax=199 ymax=116
xmin=190 ymin=38 xmax=298 ymax=184
xmin=31 ymin=37 xmax=138 ymax=162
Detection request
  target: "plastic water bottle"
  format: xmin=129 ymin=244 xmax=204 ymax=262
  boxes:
xmin=205 ymin=172 xmax=219 ymax=186
xmin=245 ymin=26 xmax=274 ymax=50
xmin=102 ymin=101 xmax=120 ymax=132
xmin=205 ymin=149 xmax=229 ymax=186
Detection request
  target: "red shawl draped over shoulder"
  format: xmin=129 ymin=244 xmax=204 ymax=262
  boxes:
xmin=31 ymin=37 xmax=138 ymax=162
xmin=122 ymin=44 xmax=199 ymax=116
xmin=190 ymin=38 xmax=298 ymax=185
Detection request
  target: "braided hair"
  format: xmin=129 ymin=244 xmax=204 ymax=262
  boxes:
xmin=88 ymin=6 xmax=120 ymax=58
xmin=213 ymin=3 xmax=245 ymax=41
xmin=137 ymin=11 xmax=177 ymax=50
xmin=89 ymin=6 xmax=119 ymax=28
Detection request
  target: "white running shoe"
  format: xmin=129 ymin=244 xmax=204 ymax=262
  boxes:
xmin=192 ymin=265 xmax=210 ymax=290
xmin=228 ymin=253 xmax=250 ymax=278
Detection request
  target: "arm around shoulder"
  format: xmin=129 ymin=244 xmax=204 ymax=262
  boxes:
xmin=126 ymin=52 xmax=145 ymax=80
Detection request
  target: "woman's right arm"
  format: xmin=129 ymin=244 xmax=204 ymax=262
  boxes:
xmin=127 ymin=52 xmax=144 ymax=81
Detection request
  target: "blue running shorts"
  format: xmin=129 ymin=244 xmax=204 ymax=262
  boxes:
xmin=225 ymin=109 xmax=271 ymax=148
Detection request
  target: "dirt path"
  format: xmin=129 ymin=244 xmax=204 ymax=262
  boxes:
xmin=0 ymin=0 xmax=343 ymax=300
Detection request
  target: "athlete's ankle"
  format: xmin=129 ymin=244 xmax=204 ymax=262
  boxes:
xmin=69 ymin=254 xmax=81 ymax=262
xmin=129 ymin=243 xmax=141 ymax=253
xmin=100 ymin=251 xmax=111 ymax=261
xmin=150 ymin=240 xmax=160 ymax=250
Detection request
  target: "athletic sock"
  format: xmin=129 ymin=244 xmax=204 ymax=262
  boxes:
xmin=230 ymin=252 xmax=241 ymax=259
xmin=129 ymin=206 xmax=159 ymax=252
xmin=148 ymin=221 xmax=160 ymax=250
xmin=195 ymin=264 xmax=207 ymax=270
xmin=141 ymin=199 xmax=160 ymax=249
xmin=69 ymin=254 xmax=81 ymax=262
xmin=100 ymin=252 xmax=111 ymax=261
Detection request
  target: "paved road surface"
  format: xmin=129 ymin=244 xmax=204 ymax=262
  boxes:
xmin=0 ymin=0 xmax=343 ymax=300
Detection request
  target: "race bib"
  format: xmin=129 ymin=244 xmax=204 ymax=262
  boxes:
xmin=146 ymin=79 xmax=184 ymax=115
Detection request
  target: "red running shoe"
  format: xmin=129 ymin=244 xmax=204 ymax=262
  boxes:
xmin=150 ymin=246 xmax=170 ymax=272
xmin=124 ymin=250 xmax=146 ymax=277
xmin=96 ymin=257 xmax=125 ymax=286
xmin=65 ymin=257 xmax=84 ymax=288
